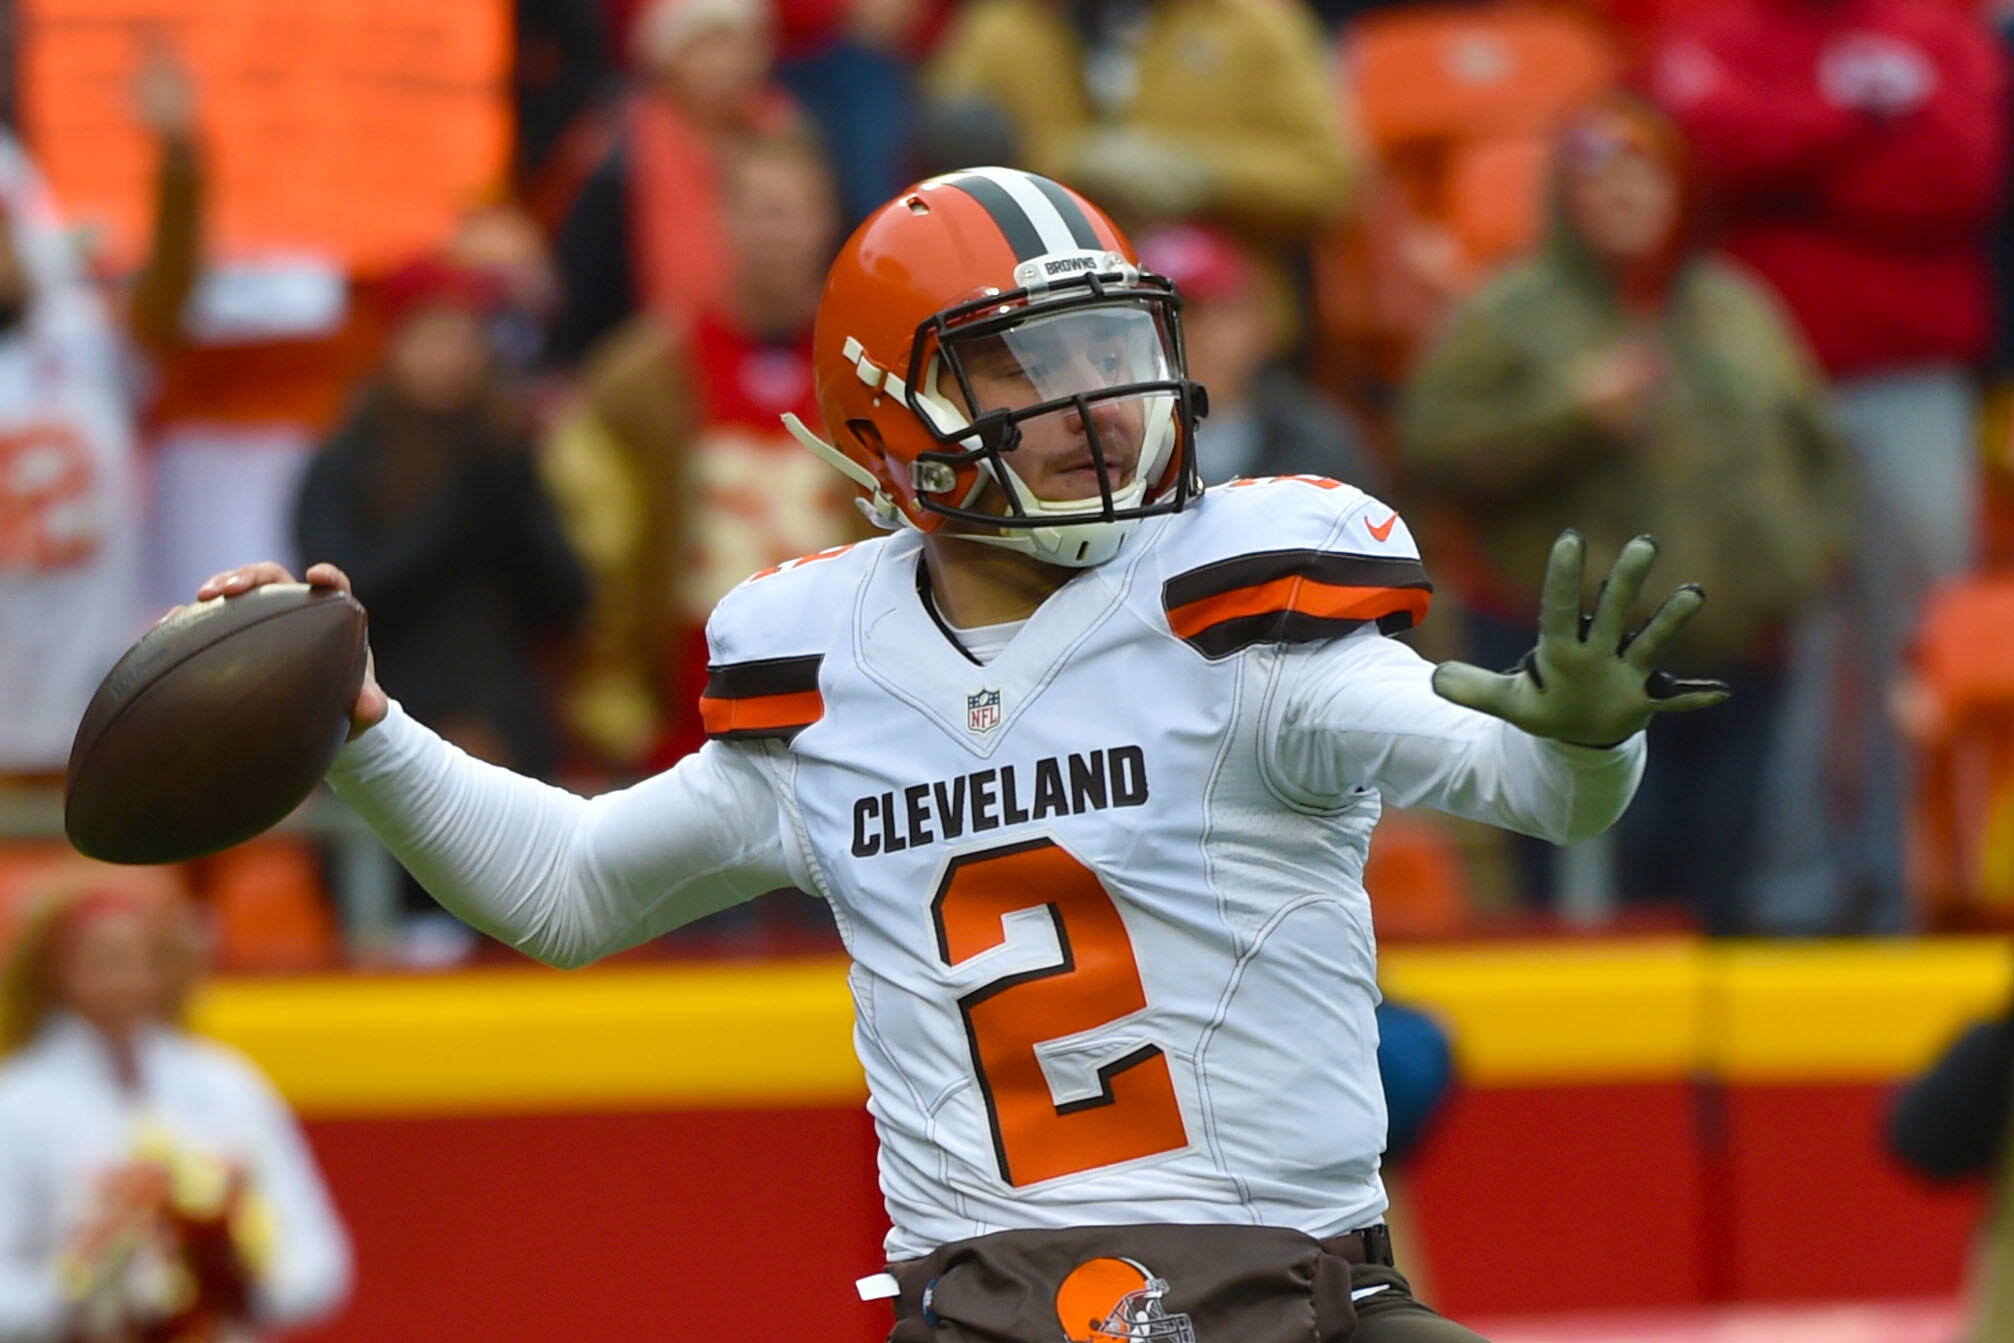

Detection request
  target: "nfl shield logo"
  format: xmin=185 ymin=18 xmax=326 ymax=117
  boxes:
xmin=966 ymin=688 xmax=1002 ymax=735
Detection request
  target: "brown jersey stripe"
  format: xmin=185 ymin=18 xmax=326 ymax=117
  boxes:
xmin=701 ymin=654 xmax=824 ymax=741
xmin=1162 ymin=549 xmax=1431 ymax=612
xmin=1169 ymin=573 xmax=1433 ymax=639
xmin=700 ymin=688 xmax=825 ymax=742
xmin=703 ymin=654 xmax=823 ymax=701
xmin=1167 ymin=575 xmax=1433 ymax=658
xmin=1180 ymin=610 xmax=1416 ymax=659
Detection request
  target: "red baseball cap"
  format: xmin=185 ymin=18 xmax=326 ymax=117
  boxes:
xmin=378 ymin=255 xmax=506 ymax=329
xmin=1136 ymin=224 xmax=1253 ymax=305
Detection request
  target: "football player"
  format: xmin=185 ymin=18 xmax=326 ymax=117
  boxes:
xmin=199 ymin=168 xmax=1726 ymax=1341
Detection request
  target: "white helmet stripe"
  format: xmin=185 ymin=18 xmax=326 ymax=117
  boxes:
xmin=951 ymin=167 xmax=1085 ymax=257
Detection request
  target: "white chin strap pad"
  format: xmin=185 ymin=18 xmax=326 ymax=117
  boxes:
xmin=981 ymin=390 xmax=1175 ymax=568
xmin=956 ymin=457 xmax=1146 ymax=568
xmin=959 ymin=515 xmax=1142 ymax=568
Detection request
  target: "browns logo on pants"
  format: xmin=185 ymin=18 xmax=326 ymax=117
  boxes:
xmin=884 ymin=1223 xmax=1489 ymax=1341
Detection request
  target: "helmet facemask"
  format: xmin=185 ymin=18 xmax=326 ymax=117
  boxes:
xmin=1088 ymin=1279 xmax=1197 ymax=1342
xmin=903 ymin=271 xmax=1206 ymax=568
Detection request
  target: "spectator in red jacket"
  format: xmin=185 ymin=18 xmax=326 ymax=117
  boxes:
xmin=1650 ymin=0 xmax=2008 ymax=933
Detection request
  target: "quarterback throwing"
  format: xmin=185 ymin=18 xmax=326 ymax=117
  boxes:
xmin=199 ymin=168 xmax=1724 ymax=1343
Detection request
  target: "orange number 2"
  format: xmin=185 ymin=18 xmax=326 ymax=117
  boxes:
xmin=931 ymin=838 xmax=1190 ymax=1186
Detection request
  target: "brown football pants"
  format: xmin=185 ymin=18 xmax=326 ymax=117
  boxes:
xmin=885 ymin=1224 xmax=1494 ymax=1342
xmin=1339 ymin=1261 xmax=1493 ymax=1342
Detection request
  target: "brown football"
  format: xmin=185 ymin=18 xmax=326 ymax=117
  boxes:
xmin=64 ymin=584 xmax=370 ymax=864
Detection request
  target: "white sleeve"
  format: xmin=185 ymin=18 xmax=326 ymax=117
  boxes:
xmin=226 ymin=1063 xmax=351 ymax=1328
xmin=0 ymin=1102 xmax=65 ymax=1343
xmin=1267 ymin=628 xmax=1646 ymax=845
xmin=325 ymin=701 xmax=802 ymax=968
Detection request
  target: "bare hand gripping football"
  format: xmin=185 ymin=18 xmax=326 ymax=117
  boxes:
xmin=197 ymin=561 xmax=388 ymax=739
xmin=1430 ymin=531 xmax=1731 ymax=748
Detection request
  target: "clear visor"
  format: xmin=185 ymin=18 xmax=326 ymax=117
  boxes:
xmin=945 ymin=302 xmax=1175 ymax=411
xmin=939 ymin=302 xmax=1178 ymax=501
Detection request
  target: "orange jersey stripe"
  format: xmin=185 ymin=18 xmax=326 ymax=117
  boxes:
xmin=699 ymin=688 xmax=825 ymax=738
xmin=1166 ymin=575 xmax=1433 ymax=641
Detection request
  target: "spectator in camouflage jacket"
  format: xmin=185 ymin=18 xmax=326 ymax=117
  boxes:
xmin=1398 ymin=94 xmax=1850 ymax=933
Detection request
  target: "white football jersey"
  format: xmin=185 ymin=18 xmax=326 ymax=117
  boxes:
xmin=0 ymin=311 xmax=140 ymax=771
xmin=695 ymin=475 xmax=1638 ymax=1255
xmin=330 ymin=475 xmax=1645 ymax=1260
xmin=0 ymin=131 xmax=142 ymax=771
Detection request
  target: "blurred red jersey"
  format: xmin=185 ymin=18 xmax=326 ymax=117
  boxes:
xmin=1650 ymin=0 xmax=2007 ymax=377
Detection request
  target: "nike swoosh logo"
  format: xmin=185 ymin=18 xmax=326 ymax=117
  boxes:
xmin=1367 ymin=513 xmax=1398 ymax=542
xmin=1351 ymin=1285 xmax=1393 ymax=1302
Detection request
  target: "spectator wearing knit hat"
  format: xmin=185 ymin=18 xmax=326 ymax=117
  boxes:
xmin=1401 ymin=95 xmax=1851 ymax=932
xmin=0 ymin=869 xmax=351 ymax=1338
xmin=293 ymin=257 xmax=589 ymax=785
xmin=541 ymin=131 xmax=861 ymax=777
xmin=552 ymin=0 xmax=800 ymax=363
xmin=1136 ymin=222 xmax=1382 ymax=492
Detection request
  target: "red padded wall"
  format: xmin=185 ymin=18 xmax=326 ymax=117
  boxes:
xmin=286 ymin=1109 xmax=889 ymax=1343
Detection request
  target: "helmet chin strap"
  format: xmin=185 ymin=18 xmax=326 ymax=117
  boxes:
xmin=781 ymin=411 xmax=904 ymax=530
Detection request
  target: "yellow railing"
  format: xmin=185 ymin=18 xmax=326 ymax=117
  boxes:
xmin=184 ymin=938 xmax=2014 ymax=1116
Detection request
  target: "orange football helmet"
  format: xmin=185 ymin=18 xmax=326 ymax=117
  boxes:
xmin=782 ymin=167 xmax=1206 ymax=569
xmin=1054 ymin=1256 xmax=1197 ymax=1342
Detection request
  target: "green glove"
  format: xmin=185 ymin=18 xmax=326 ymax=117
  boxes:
xmin=1431 ymin=531 xmax=1731 ymax=747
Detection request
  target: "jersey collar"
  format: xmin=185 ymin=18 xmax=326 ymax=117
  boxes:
xmin=851 ymin=527 xmax=1157 ymax=760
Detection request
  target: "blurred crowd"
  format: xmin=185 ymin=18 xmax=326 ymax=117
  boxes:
xmin=3 ymin=0 xmax=2014 ymax=964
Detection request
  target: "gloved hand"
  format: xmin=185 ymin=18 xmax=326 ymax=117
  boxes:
xmin=1431 ymin=531 xmax=1730 ymax=747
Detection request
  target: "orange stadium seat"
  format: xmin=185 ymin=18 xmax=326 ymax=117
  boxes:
xmin=1318 ymin=5 xmax=1617 ymax=392
xmin=1346 ymin=4 xmax=1618 ymax=154
xmin=1363 ymin=809 xmax=1477 ymax=939
xmin=1445 ymin=135 xmax=1552 ymax=276
xmin=1906 ymin=576 xmax=2014 ymax=927
xmin=202 ymin=837 xmax=338 ymax=973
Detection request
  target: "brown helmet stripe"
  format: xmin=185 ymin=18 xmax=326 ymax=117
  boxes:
xmin=944 ymin=172 xmax=1049 ymax=261
xmin=944 ymin=168 xmax=1115 ymax=261
xmin=1026 ymin=174 xmax=1103 ymax=250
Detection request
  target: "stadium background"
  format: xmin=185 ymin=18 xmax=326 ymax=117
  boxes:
xmin=4 ymin=0 xmax=2014 ymax=1338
